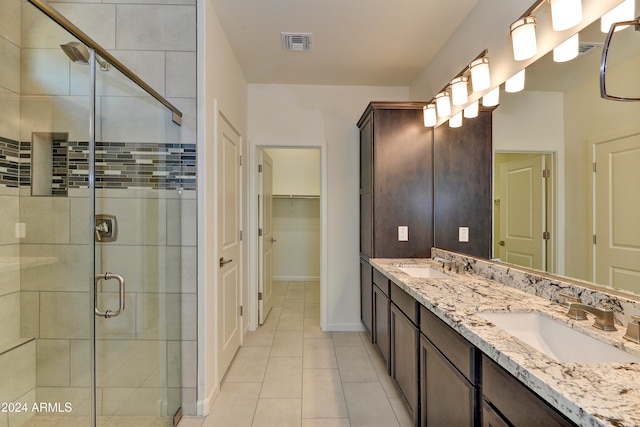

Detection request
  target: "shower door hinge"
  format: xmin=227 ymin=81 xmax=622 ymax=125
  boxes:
xmin=258 ymin=164 xmax=263 ymax=173
xmin=543 ymin=231 xmax=551 ymax=240
xmin=240 ymin=305 xmax=243 ymax=316
xmin=258 ymin=228 xmax=263 ymax=237
xmin=258 ymin=292 xmax=263 ymax=301
xmin=542 ymin=169 xmax=551 ymax=178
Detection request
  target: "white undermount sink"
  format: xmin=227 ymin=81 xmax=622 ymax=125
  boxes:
xmin=478 ymin=311 xmax=640 ymax=363
xmin=398 ymin=266 xmax=449 ymax=279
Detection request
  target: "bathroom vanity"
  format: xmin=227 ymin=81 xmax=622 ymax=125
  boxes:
xmin=366 ymin=250 xmax=640 ymax=427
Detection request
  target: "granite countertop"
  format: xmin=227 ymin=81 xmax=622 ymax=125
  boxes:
xmin=370 ymin=258 xmax=640 ymax=427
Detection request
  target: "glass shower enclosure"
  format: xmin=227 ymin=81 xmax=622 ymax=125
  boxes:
xmin=0 ymin=0 xmax=190 ymax=425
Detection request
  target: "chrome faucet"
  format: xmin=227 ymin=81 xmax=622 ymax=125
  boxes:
xmin=432 ymin=257 xmax=465 ymax=274
xmin=566 ymin=302 xmax=617 ymax=331
xmin=433 ymin=257 xmax=451 ymax=268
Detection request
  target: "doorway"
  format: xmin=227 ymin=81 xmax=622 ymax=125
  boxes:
xmin=254 ymin=148 xmax=322 ymax=329
xmin=494 ymin=152 xmax=556 ymax=272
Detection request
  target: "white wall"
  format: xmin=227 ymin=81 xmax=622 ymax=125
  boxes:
xmin=198 ymin=0 xmax=248 ymax=415
xmin=248 ymin=84 xmax=408 ymax=331
xmin=265 ymin=148 xmax=321 ymax=196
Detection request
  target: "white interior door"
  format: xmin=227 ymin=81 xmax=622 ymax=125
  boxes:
xmin=595 ymin=135 xmax=640 ymax=293
xmin=217 ymin=113 xmax=242 ymax=378
xmin=499 ymin=155 xmax=546 ymax=270
xmin=258 ymin=149 xmax=274 ymax=324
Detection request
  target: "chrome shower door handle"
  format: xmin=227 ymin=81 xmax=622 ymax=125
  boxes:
xmin=95 ymin=272 xmax=126 ymax=318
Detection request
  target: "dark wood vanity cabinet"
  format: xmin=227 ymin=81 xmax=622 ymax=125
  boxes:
xmin=372 ymin=269 xmax=391 ymax=370
xmin=482 ymin=356 xmax=575 ymax=427
xmin=360 ymin=258 xmax=373 ymax=334
xmin=390 ymin=283 xmax=419 ymax=425
xmin=420 ymin=305 xmax=479 ymax=427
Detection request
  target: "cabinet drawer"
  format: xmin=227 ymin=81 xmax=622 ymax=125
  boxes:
xmin=373 ymin=268 xmax=389 ymax=296
xmin=391 ymin=282 xmax=418 ymax=325
xmin=482 ymin=356 xmax=575 ymax=427
xmin=420 ymin=305 xmax=476 ymax=383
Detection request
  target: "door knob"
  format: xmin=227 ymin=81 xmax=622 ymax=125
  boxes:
xmin=499 ymin=240 xmax=505 ymax=246
xmin=219 ymin=257 xmax=233 ymax=268
xmin=270 ymin=238 xmax=278 ymax=244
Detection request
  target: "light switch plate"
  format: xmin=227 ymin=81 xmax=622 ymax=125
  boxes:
xmin=398 ymin=226 xmax=409 ymax=242
xmin=459 ymin=226 xmax=469 ymax=242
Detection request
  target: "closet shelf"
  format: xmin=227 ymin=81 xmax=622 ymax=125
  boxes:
xmin=273 ymin=194 xmax=319 ymax=199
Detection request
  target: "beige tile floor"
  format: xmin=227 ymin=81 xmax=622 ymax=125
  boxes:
xmin=179 ymin=281 xmax=412 ymax=427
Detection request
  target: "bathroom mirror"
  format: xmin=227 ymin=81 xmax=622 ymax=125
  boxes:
xmin=484 ymin=8 xmax=640 ymax=298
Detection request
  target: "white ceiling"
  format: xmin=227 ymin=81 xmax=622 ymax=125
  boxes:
xmin=211 ymin=0 xmax=479 ymax=86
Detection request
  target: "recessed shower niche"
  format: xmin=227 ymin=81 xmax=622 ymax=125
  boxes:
xmin=30 ymin=132 xmax=68 ymax=197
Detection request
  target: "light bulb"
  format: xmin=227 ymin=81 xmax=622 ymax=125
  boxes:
xmin=435 ymin=92 xmax=451 ymax=118
xmin=601 ymin=0 xmax=634 ymax=33
xmin=505 ymin=69 xmax=525 ymax=93
xmin=550 ymin=0 xmax=583 ymax=32
xmin=423 ymin=104 xmax=437 ymax=127
xmin=553 ymin=34 xmax=579 ymax=62
xmin=451 ymin=77 xmax=469 ymax=106
xmin=470 ymin=57 xmax=491 ymax=92
xmin=464 ymin=100 xmax=479 ymax=119
xmin=449 ymin=111 xmax=463 ymax=128
xmin=510 ymin=17 xmax=537 ymax=61
xmin=482 ymin=87 xmax=500 ymax=107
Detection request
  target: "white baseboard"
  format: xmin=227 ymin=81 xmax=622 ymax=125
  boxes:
xmin=326 ymin=322 xmax=365 ymax=332
xmin=273 ymin=275 xmax=320 ymax=281
xmin=197 ymin=384 xmax=219 ymax=417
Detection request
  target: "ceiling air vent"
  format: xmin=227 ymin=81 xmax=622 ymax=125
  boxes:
xmin=281 ymin=32 xmax=312 ymax=52
xmin=578 ymin=42 xmax=604 ymax=57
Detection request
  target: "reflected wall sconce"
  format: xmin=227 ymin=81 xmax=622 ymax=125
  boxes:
xmin=553 ymin=33 xmax=579 ymax=62
xmin=449 ymin=111 xmax=463 ymax=128
xmin=470 ymin=57 xmax=491 ymax=91
xmin=505 ymin=69 xmax=526 ymax=93
xmin=435 ymin=91 xmax=451 ymax=117
xmin=601 ymin=0 xmax=634 ymax=33
xmin=482 ymin=87 xmax=500 ymax=107
xmin=550 ymin=0 xmax=582 ymax=31
xmin=464 ymin=100 xmax=479 ymax=118
xmin=451 ymin=77 xmax=469 ymax=106
xmin=510 ymin=17 xmax=538 ymax=61
xmin=423 ymin=104 xmax=437 ymax=127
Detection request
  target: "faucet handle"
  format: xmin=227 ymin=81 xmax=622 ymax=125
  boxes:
xmin=624 ymin=315 xmax=640 ymax=344
xmin=559 ymin=293 xmax=588 ymax=320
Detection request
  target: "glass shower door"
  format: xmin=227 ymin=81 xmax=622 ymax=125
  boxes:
xmin=92 ymin=50 xmax=183 ymax=426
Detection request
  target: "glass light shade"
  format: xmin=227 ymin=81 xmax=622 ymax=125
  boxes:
xmin=435 ymin=92 xmax=451 ymax=118
xmin=470 ymin=57 xmax=491 ymax=91
xmin=510 ymin=17 xmax=537 ymax=61
xmin=423 ymin=104 xmax=437 ymax=127
xmin=550 ymin=0 xmax=583 ymax=31
xmin=601 ymin=0 xmax=634 ymax=33
xmin=463 ymin=100 xmax=479 ymax=119
xmin=449 ymin=111 xmax=463 ymax=128
xmin=482 ymin=87 xmax=500 ymax=107
xmin=553 ymin=34 xmax=579 ymax=62
xmin=505 ymin=69 xmax=525 ymax=93
xmin=451 ymin=77 xmax=469 ymax=106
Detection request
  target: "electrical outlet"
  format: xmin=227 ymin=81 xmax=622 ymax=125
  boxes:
xmin=398 ymin=226 xmax=409 ymax=242
xmin=459 ymin=226 xmax=469 ymax=242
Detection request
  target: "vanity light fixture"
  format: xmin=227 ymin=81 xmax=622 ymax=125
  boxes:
xmin=553 ymin=33 xmax=579 ymax=62
xmin=423 ymin=104 xmax=437 ymax=127
xmin=601 ymin=0 xmax=634 ymax=33
xmin=510 ymin=17 xmax=538 ymax=61
xmin=549 ymin=0 xmax=583 ymax=31
xmin=470 ymin=57 xmax=491 ymax=91
xmin=505 ymin=69 xmax=526 ymax=93
xmin=463 ymin=100 xmax=479 ymax=119
xmin=451 ymin=76 xmax=469 ymax=106
xmin=435 ymin=91 xmax=452 ymax=117
xmin=449 ymin=111 xmax=463 ymax=128
xmin=482 ymin=86 xmax=500 ymax=107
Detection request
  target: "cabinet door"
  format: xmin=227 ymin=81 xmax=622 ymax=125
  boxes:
xmin=391 ymin=304 xmax=419 ymax=425
xmin=420 ymin=335 xmax=476 ymax=427
xmin=373 ymin=284 xmax=390 ymax=371
xmin=482 ymin=401 xmax=509 ymax=427
xmin=360 ymin=258 xmax=372 ymax=335
xmin=359 ymin=112 xmax=373 ymax=257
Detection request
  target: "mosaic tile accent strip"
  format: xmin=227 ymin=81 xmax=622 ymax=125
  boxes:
xmin=0 ymin=137 xmax=20 ymax=188
xmin=16 ymin=141 xmax=196 ymax=191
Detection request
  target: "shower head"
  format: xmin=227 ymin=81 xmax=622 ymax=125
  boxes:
xmin=60 ymin=41 xmax=110 ymax=71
